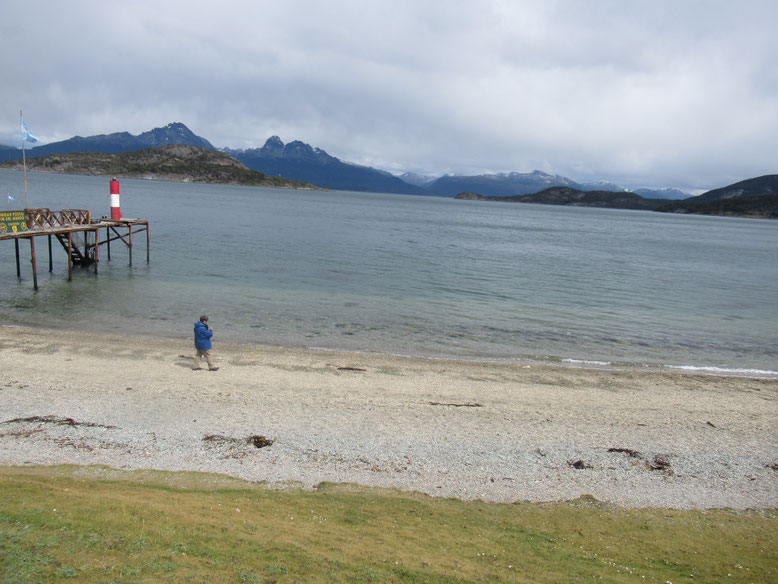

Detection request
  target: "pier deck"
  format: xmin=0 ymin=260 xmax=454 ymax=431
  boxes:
xmin=1 ymin=208 xmax=149 ymax=290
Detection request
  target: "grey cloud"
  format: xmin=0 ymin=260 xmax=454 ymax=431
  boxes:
xmin=1 ymin=0 xmax=776 ymax=191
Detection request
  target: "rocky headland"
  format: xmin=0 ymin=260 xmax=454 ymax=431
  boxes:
xmin=0 ymin=144 xmax=320 ymax=190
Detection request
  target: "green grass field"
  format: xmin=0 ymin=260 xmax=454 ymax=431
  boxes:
xmin=1 ymin=466 xmax=775 ymax=583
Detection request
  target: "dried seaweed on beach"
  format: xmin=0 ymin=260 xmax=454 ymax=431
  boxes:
xmin=0 ymin=427 xmax=44 ymax=439
xmin=2 ymin=415 xmax=117 ymax=429
xmin=249 ymin=435 xmax=274 ymax=448
xmin=203 ymin=434 xmax=274 ymax=448
xmin=569 ymin=459 xmax=591 ymax=470
xmin=607 ymin=447 xmax=642 ymax=459
xmin=647 ymin=454 xmax=673 ymax=472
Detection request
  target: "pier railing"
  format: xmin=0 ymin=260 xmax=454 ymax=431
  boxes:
xmin=25 ymin=208 xmax=92 ymax=230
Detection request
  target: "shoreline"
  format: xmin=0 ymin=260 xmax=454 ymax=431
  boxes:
xmin=6 ymin=320 xmax=777 ymax=381
xmin=1 ymin=325 xmax=776 ymax=509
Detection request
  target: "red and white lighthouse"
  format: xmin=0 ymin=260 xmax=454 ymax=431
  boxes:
xmin=109 ymin=178 xmax=123 ymax=220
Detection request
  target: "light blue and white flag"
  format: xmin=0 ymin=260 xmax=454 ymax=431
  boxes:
xmin=21 ymin=117 xmax=38 ymax=143
xmin=8 ymin=195 xmax=14 ymax=202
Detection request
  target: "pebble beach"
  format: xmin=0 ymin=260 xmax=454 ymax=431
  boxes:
xmin=1 ymin=325 xmax=776 ymax=509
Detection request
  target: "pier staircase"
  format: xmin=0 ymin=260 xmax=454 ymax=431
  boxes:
xmin=54 ymin=232 xmax=95 ymax=266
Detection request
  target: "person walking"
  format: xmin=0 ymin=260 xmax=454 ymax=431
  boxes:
xmin=193 ymin=315 xmax=219 ymax=371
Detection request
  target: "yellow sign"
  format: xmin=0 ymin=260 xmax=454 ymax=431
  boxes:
xmin=0 ymin=210 xmax=28 ymax=234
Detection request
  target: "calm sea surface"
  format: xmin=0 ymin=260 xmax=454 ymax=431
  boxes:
xmin=2 ymin=170 xmax=777 ymax=376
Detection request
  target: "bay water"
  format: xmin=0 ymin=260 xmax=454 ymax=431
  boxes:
xmin=2 ymin=170 xmax=776 ymax=376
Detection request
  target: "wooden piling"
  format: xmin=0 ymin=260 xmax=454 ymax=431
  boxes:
xmin=67 ymin=232 xmax=72 ymax=281
xmin=15 ymin=239 xmax=20 ymax=279
xmin=29 ymin=237 xmax=38 ymax=291
xmin=93 ymin=227 xmax=99 ymax=275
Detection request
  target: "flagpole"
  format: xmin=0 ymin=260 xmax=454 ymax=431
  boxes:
xmin=20 ymin=110 xmax=29 ymax=209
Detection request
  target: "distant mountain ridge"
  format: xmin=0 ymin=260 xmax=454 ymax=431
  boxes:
xmin=426 ymin=172 xmax=690 ymax=199
xmin=0 ymin=122 xmax=693 ymax=197
xmin=428 ymin=170 xmax=580 ymax=197
xmin=634 ymin=187 xmax=690 ymax=200
xmin=683 ymin=174 xmax=778 ymax=203
xmin=225 ymin=137 xmax=428 ymax=195
xmin=456 ymin=187 xmax=665 ymax=210
xmin=655 ymin=175 xmax=778 ymax=218
xmin=456 ymin=177 xmax=778 ymax=219
xmin=1 ymin=120 xmax=773 ymax=217
xmin=0 ymin=122 xmax=215 ymax=161
xmin=0 ymin=121 xmax=757 ymax=202
xmin=396 ymin=172 xmax=437 ymax=187
xmin=0 ymin=122 xmax=691 ymax=197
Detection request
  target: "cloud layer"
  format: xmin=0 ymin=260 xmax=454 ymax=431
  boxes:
xmin=2 ymin=0 xmax=777 ymax=190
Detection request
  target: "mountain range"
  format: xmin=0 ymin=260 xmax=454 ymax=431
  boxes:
xmin=456 ymin=187 xmax=666 ymax=211
xmin=2 ymin=122 xmax=775 ymax=218
xmin=5 ymin=122 xmax=215 ymax=159
xmin=223 ymin=137 xmax=428 ymax=195
xmin=423 ymin=171 xmax=646 ymax=198
xmin=0 ymin=122 xmax=689 ymax=199
xmin=456 ymin=176 xmax=778 ymax=219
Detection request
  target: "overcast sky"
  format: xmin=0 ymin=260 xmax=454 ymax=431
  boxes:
xmin=2 ymin=0 xmax=776 ymax=191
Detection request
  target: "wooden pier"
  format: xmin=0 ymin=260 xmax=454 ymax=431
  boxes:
xmin=0 ymin=208 xmax=149 ymax=290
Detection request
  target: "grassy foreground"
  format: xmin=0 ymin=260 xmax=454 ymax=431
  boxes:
xmin=1 ymin=466 xmax=775 ymax=583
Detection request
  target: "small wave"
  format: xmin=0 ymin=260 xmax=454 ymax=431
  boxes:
xmin=562 ymin=358 xmax=612 ymax=366
xmin=668 ymin=365 xmax=778 ymax=378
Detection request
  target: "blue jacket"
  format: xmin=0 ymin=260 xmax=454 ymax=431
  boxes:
xmin=194 ymin=321 xmax=213 ymax=350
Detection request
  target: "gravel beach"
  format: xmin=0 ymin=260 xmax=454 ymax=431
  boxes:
xmin=1 ymin=326 xmax=776 ymax=509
